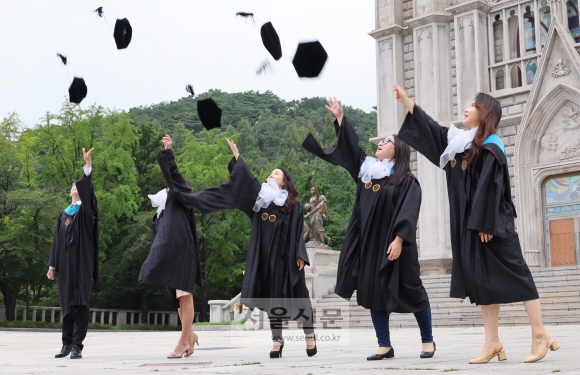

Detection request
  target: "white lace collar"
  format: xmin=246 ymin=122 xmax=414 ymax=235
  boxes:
xmin=253 ymin=178 xmax=288 ymax=212
xmin=358 ymin=156 xmax=395 ymax=184
xmin=148 ymin=188 xmax=168 ymax=219
xmin=439 ymin=124 xmax=477 ymax=168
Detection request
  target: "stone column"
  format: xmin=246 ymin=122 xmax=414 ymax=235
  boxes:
xmin=447 ymin=1 xmax=492 ymax=117
xmin=208 ymin=300 xmax=229 ymax=323
xmin=409 ymin=15 xmax=454 ymax=269
xmin=370 ymin=0 xmax=407 ymax=140
xmin=116 ymin=311 xmax=127 ymax=325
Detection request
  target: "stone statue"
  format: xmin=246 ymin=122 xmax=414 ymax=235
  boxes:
xmin=303 ymin=172 xmax=330 ymax=247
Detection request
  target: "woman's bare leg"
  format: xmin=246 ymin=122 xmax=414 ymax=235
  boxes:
xmin=479 ymin=304 xmax=502 ymax=356
xmin=177 ymin=306 xmax=196 ymax=349
xmin=171 ymin=295 xmax=193 ymax=355
xmin=522 ymin=299 xmax=545 ymax=353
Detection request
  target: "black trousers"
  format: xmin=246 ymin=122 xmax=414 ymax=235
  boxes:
xmin=62 ymin=305 xmax=89 ymax=350
xmin=268 ymin=301 xmax=315 ymax=342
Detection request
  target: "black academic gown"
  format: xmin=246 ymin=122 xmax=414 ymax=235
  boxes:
xmin=398 ymin=105 xmax=539 ymax=305
xmin=188 ymin=157 xmax=311 ymax=314
xmin=138 ymin=150 xmax=203 ymax=296
xmin=302 ymin=116 xmax=430 ymax=313
xmin=48 ymin=172 xmax=99 ymax=317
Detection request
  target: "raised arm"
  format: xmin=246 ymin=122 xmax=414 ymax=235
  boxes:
xmin=157 ymin=136 xmax=259 ymax=217
xmin=394 ymin=85 xmax=449 ymax=167
xmin=302 ymin=98 xmax=366 ymax=181
xmin=157 ymin=136 xmax=197 ymax=211
xmin=189 ymin=138 xmax=260 ymax=217
xmin=75 ymin=147 xmax=95 ymax=220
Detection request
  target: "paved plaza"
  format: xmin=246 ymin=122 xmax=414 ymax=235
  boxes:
xmin=0 ymin=324 xmax=576 ymax=374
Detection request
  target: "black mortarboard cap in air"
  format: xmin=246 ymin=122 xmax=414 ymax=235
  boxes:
xmin=260 ymin=22 xmax=282 ymax=61
xmin=57 ymin=53 xmax=67 ymax=65
xmin=114 ymin=18 xmax=132 ymax=49
xmin=69 ymin=77 xmax=87 ymax=104
xmin=197 ymin=98 xmax=222 ymax=130
xmin=292 ymin=41 xmax=328 ymax=78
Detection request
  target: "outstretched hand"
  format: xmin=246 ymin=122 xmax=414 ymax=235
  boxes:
xmin=393 ymin=84 xmax=415 ymax=114
xmin=226 ymin=138 xmax=239 ymax=160
xmin=82 ymin=147 xmax=94 ymax=167
xmin=325 ymin=97 xmax=344 ymax=126
xmin=162 ymin=135 xmax=172 ymax=150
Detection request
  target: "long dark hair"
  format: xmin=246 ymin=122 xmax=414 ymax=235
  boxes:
xmin=277 ymin=166 xmax=298 ymax=213
xmin=463 ymin=92 xmax=502 ymax=164
xmin=388 ymin=134 xmax=411 ymax=185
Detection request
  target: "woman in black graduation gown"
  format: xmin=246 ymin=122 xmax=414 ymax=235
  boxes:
xmin=302 ymin=98 xmax=435 ymax=360
xmin=393 ymin=84 xmax=559 ymax=364
xmin=188 ymin=138 xmax=317 ymax=359
xmin=139 ymin=135 xmax=203 ymax=358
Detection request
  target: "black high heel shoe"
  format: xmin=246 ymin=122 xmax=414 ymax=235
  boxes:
xmin=306 ymin=334 xmax=317 ymax=357
xmin=420 ymin=342 xmax=436 ymax=358
xmin=270 ymin=341 xmax=284 ymax=358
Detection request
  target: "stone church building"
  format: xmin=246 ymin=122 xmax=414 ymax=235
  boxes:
xmin=370 ymin=0 xmax=580 ymax=273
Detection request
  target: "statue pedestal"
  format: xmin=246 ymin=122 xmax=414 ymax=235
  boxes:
xmin=304 ymin=242 xmax=340 ymax=299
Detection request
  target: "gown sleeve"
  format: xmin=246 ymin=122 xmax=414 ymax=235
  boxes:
xmin=392 ymin=177 xmax=421 ymax=244
xmin=302 ymin=116 xmax=366 ymax=182
xmin=74 ymin=167 xmax=100 ymax=284
xmin=158 ymin=149 xmax=259 ymax=217
xmin=398 ymin=105 xmax=450 ymax=167
xmin=290 ymin=203 xmax=310 ymax=266
xmin=48 ymin=213 xmax=63 ymax=270
xmin=466 ymin=150 xmax=509 ymax=239
xmin=75 ymin=169 xmax=95 ymax=223
xmin=157 ymin=149 xmax=195 ymax=210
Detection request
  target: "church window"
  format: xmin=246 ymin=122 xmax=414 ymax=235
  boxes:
xmin=568 ymin=0 xmax=580 ymax=42
xmin=496 ymin=68 xmax=506 ymax=90
xmin=524 ymin=4 xmax=537 ymax=55
xmin=508 ymin=9 xmax=521 ymax=60
xmin=493 ymin=13 xmax=505 ymax=63
xmin=539 ymin=0 xmax=551 ymax=47
xmin=526 ymin=60 xmax=538 ymax=84
xmin=510 ymin=64 xmax=523 ymax=88
xmin=489 ymin=1 xmax=545 ymax=91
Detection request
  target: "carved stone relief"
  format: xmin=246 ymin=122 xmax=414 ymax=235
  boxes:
xmin=539 ymin=101 xmax=580 ymax=164
xmin=551 ymin=58 xmax=572 ymax=78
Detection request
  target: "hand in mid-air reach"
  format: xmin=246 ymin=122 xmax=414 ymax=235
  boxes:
xmin=83 ymin=147 xmax=94 ymax=167
xmin=325 ymin=97 xmax=344 ymax=126
xmin=226 ymin=138 xmax=239 ymax=160
xmin=162 ymin=135 xmax=173 ymax=150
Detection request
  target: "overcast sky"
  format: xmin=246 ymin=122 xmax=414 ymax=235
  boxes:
xmin=0 ymin=1 xmax=376 ymax=127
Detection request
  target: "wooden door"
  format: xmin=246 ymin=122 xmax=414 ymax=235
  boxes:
xmin=549 ymin=219 xmax=576 ymax=267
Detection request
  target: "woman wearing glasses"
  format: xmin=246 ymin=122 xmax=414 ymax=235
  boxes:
xmin=302 ymin=98 xmax=434 ymax=360
xmin=393 ymin=84 xmax=557 ymax=364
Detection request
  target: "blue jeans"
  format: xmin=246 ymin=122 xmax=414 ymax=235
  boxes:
xmin=370 ymin=307 xmax=433 ymax=347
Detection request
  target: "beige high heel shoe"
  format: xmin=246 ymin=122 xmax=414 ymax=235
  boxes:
xmin=524 ymin=331 xmax=559 ymax=363
xmin=469 ymin=343 xmax=507 ymax=364
xmin=167 ymin=344 xmax=192 ymax=359
xmin=186 ymin=332 xmax=199 ymax=356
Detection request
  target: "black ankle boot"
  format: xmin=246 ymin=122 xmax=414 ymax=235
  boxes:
xmin=270 ymin=341 xmax=284 ymax=358
xmin=55 ymin=344 xmax=73 ymax=358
